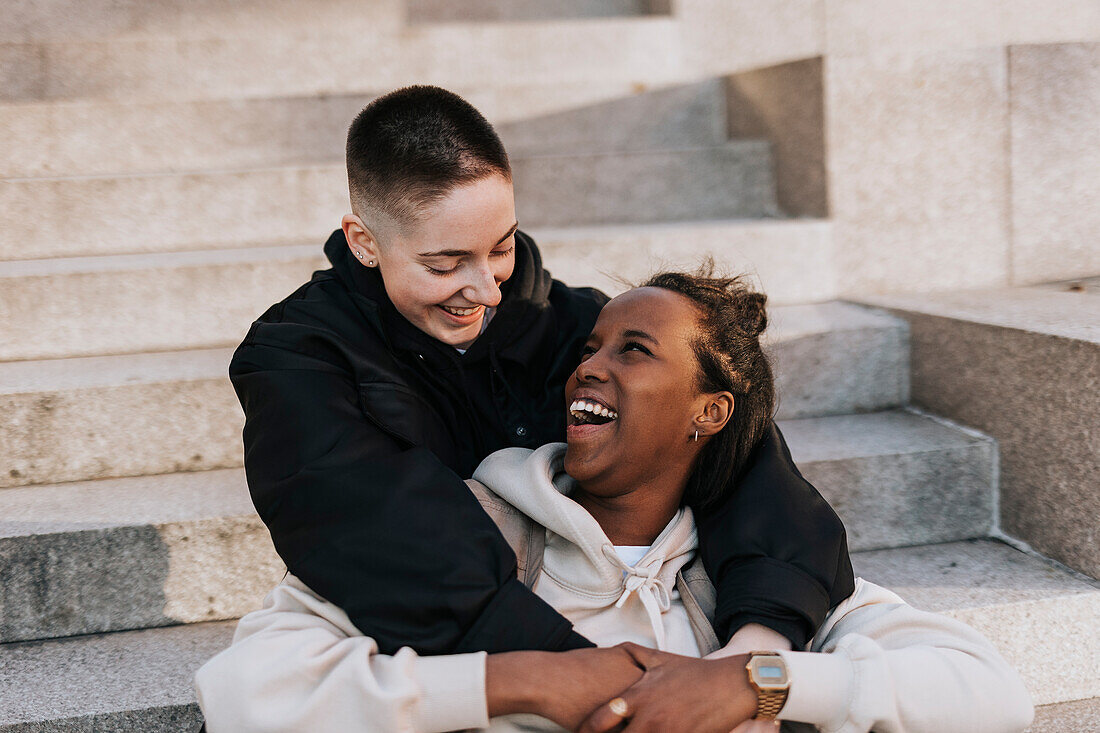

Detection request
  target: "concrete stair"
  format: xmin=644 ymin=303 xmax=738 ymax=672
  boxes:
xmin=1 ymin=541 xmax=1095 ymax=729
xmin=0 ymin=220 xmax=838 ymax=362
xmin=4 ymin=1 xmax=1096 ymax=730
xmin=2 ymin=406 xmax=990 ymax=644
xmin=0 ymin=301 xmax=907 ymax=488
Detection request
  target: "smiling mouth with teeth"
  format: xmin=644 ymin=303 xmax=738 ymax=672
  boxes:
xmin=440 ymin=304 xmax=482 ymax=317
xmin=568 ymin=399 xmax=618 ymax=426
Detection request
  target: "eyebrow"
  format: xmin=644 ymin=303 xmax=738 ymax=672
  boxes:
xmin=622 ymin=329 xmax=658 ymax=343
xmin=416 ymin=222 xmax=518 ymax=258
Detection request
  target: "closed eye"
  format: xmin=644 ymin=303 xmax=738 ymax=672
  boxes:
xmin=622 ymin=341 xmax=652 ymax=355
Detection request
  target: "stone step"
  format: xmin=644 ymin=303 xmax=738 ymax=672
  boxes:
xmin=0 ymin=305 xmax=904 ymax=487
xmin=0 ymin=245 xmax=329 ymax=361
xmin=0 ymin=469 xmax=282 ymax=644
xmin=1 ymin=541 xmax=1094 ymax=730
xmin=1 ymin=80 xmax=729 ymax=179
xmin=0 ymin=142 xmax=775 ymax=260
xmin=0 ymin=349 xmax=244 ymax=489
xmin=0 ymin=17 xmax=686 ymax=104
xmin=0 ymin=411 xmax=986 ymax=641
xmin=1028 ymin=696 xmax=1100 ymax=732
xmin=0 ymin=620 xmax=234 ymax=732
xmin=781 ymin=410 xmax=994 ymax=552
xmin=1 ymin=219 xmax=837 ymax=362
xmin=855 ymin=286 xmax=1100 ymax=581
xmin=2 ymin=0 xmax=403 ymax=43
xmin=852 ymin=539 xmax=1100 ymax=707
xmin=513 ymin=143 xmax=778 ymax=228
xmin=0 ymin=407 xmax=983 ymax=640
xmin=407 ymin=0 xmax=661 ymax=25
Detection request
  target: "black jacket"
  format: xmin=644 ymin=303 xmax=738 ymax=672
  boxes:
xmin=230 ymin=229 xmax=853 ymax=655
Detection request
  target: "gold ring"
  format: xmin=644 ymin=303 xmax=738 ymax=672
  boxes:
xmin=608 ymin=697 xmax=629 ymax=717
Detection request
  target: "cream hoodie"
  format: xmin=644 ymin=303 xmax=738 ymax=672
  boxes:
xmin=195 ymin=444 xmax=1034 ymax=733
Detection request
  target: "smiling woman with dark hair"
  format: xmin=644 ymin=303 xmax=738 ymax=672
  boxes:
xmin=196 ymin=269 xmax=1033 ymax=733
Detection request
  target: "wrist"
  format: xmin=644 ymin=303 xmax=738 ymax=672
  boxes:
xmin=718 ymin=653 xmax=760 ymax=721
xmin=486 ymin=651 xmax=552 ymax=717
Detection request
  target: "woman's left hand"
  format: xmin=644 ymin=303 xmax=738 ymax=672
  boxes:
xmin=576 ymin=643 xmax=758 ymax=733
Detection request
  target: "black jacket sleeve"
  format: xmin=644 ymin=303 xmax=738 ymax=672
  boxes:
xmin=695 ymin=421 xmax=855 ymax=649
xmin=229 ymin=333 xmax=592 ymax=656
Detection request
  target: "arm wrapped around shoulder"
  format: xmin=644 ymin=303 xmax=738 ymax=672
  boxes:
xmin=194 ymin=577 xmax=491 ymax=733
xmin=775 ymin=579 xmax=1035 ymax=733
xmin=696 ymin=421 xmax=855 ymax=649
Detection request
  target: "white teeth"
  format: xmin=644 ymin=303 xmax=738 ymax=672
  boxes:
xmin=441 ymin=305 xmax=479 ymax=316
xmin=568 ymin=399 xmax=618 ymax=421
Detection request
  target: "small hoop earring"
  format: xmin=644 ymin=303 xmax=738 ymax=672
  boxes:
xmin=693 ymin=430 xmax=699 ymax=442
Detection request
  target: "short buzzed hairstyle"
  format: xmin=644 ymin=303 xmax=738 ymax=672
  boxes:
xmin=346 ymin=85 xmax=511 ymax=234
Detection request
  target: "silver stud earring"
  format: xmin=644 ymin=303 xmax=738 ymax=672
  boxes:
xmin=694 ymin=430 xmax=699 ymax=442
xmin=368 ymin=259 xmax=375 ymax=266
xmin=356 ymin=251 xmax=363 ymax=259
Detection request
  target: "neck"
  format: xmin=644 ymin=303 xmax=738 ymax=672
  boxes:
xmin=572 ymin=484 xmax=683 ymax=546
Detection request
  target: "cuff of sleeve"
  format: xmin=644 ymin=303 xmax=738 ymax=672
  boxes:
xmin=455 ymin=576 xmax=592 ymax=653
xmin=714 ymin=557 xmax=831 ymax=649
xmin=412 ymin=651 xmax=491 ymax=731
xmin=774 ymin=650 xmax=854 ymax=729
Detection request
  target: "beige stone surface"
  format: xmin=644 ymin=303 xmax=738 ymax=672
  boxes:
xmin=0 ymin=94 xmax=363 ymax=178
xmin=0 ymin=245 xmax=327 ymax=361
xmin=824 ymin=0 xmax=1100 ymax=58
xmin=727 ymin=57 xmax=827 ymax=217
xmin=0 ymin=349 xmax=242 ymax=488
xmin=826 ymin=48 xmax=1012 ymax=294
xmin=0 ymin=18 xmax=685 ymax=104
xmin=533 ymin=219 xmax=838 ymax=304
xmin=1 ymin=0 xmax=402 ymax=43
xmin=854 ymin=539 xmax=1100 ymax=705
xmin=858 ymin=288 xmax=1100 ymax=578
xmin=674 ymin=0 xmax=824 ymax=76
xmin=1029 ymin=697 xmax=1100 ymax=732
xmin=1009 ymin=43 xmax=1100 ymax=284
xmin=0 ymin=468 xmax=284 ymax=641
xmin=0 ymin=165 xmax=348 ymax=260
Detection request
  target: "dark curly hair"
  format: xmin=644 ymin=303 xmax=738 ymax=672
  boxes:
xmin=642 ymin=261 xmax=776 ymax=509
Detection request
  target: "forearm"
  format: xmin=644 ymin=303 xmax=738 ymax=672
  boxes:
xmin=776 ymin=582 xmax=1034 ymax=733
xmin=196 ymin=578 xmax=491 ymax=733
xmin=696 ymin=421 xmax=854 ymax=647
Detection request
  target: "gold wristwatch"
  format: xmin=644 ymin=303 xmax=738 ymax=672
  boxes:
xmin=746 ymin=651 xmax=790 ymax=720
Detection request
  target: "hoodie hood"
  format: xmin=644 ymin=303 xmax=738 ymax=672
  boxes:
xmin=473 ymin=443 xmax=698 ymax=650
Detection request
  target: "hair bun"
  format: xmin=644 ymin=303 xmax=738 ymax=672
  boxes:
xmin=737 ymin=292 xmax=768 ymax=337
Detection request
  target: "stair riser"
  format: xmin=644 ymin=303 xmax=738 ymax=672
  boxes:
xmin=407 ymin=0 xmax=655 ymax=24
xmin=0 ymin=517 xmax=283 ymax=644
xmin=798 ymin=445 xmax=995 ymax=551
xmin=1 ymin=378 xmax=241 ymax=489
xmin=2 ymin=81 xmax=728 ymax=179
xmin=0 ymin=253 xmax=328 ymax=362
xmin=0 ymin=20 xmax=684 ymax=104
xmin=512 ymin=144 xmax=778 ymax=227
xmin=1 ymin=0 xmax=403 ymax=43
xmin=1 ymin=144 xmax=773 ymax=260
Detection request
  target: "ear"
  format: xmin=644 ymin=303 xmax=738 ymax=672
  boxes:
xmin=341 ymin=213 xmax=381 ymax=266
xmin=692 ymin=391 xmax=734 ymax=439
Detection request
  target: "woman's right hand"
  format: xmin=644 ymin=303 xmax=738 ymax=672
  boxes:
xmin=486 ymin=646 xmax=644 ymax=729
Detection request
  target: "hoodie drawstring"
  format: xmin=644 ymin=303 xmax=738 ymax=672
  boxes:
xmin=601 ymin=545 xmax=673 ymax=651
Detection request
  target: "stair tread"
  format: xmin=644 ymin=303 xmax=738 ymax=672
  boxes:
xmin=0 ymin=621 xmax=234 ymax=726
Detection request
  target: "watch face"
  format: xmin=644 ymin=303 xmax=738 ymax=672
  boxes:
xmin=749 ymin=655 xmax=790 ymax=689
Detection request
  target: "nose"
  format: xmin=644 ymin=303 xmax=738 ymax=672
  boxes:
xmin=461 ymin=262 xmax=502 ymax=307
xmin=573 ymin=348 xmax=610 ymax=383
